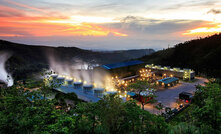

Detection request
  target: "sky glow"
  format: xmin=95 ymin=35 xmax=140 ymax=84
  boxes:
xmin=0 ymin=0 xmax=221 ymax=50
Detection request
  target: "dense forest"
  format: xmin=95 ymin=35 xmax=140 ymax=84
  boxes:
xmin=140 ymin=33 xmax=221 ymax=78
xmin=0 ymin=40 xmax=154 ymax=80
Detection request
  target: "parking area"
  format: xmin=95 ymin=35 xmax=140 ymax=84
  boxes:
xmin=142 ymin=77 xmax=208 ymax=114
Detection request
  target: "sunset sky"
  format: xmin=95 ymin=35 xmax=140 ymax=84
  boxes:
xmin=0 ymin=0 xmax=221 ymax=50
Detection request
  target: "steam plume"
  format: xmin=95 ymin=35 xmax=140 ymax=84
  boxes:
xmin=0 ymin=51 xmax=13 ymax=87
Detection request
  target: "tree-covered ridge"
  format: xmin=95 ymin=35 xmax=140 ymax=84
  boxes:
xmin=0 ymin=39 xmax=154 ymax=80
xmin=0 ymin=80 xmax=220 ymax=134
xmin=140 ymin=33 xmax=221 ymax=78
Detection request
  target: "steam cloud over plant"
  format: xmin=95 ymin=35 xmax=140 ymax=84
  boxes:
xmin=0 ymin=51 xmax=13 ymax=86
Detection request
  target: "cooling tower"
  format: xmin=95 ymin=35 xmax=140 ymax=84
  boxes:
xmin=94 ymin=88 xmax=105 ymax=97
xmin=57 ymin=77 xmax=65 ymax=84
xmin=65 ymin=79 xmax=73 ymax=85
xmin=106 ymin=91 xmax=117 ymax=95
xmin=51 ymin=74 xmax=58 ymax=81
xmin=74 ymin=82 xmax=83 ymax=89
xmin=83 ymin=84 xmax=93 ymax=93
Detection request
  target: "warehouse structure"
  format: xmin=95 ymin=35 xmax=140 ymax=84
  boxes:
xmin=157 ymin=77 xmax=179 ymax=88
xmin=94 ymin=60 xmax=145 ymax=79
xmin=145 ymin=64 xmax=195 ymax=80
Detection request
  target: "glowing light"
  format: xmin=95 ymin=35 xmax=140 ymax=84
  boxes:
xmin=112 ymin=31 xmax=128 ymax=37
xmin=94 ymin=83 xmax=96 ymax=87
xmin=0 ymin=16 xmax=127 ymax=37
xmin=84 ymin=81 xmax=87 ymax=84
xmin=0 ymin=34 xmax=24 ymax=37
xmin=183 ymin=24 xmax=221 ymax=36
xmin=79 ymin=80 xmax=82 ymax=82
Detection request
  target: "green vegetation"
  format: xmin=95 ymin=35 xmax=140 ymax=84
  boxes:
xmin=140 ymin=33 xmax=221 ymax=78
xmin=128 ymin=80 xmax=156 ymax=110
xmin=169 ymin=83 xmax=221 ymax=133
xmin=0 ymin=80 xmax=220 ymax=133
xmin=0 ymin=82 xmax=168 ymax=134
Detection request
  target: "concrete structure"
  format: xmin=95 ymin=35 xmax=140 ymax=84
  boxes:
xmin=145 ymin=64 xmax=195 ymax=80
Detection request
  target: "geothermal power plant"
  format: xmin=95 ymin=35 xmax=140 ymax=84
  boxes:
xmin=49 ymin=73 xmax=118 ymax=102
xmin=47 ymin=60 xmax=195 ymax=102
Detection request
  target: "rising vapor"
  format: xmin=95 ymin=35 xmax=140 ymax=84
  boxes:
xmin=0 ymin=51 xmax=13 ymax=86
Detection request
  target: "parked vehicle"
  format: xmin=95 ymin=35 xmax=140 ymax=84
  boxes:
xmin=179 ymin=92 xmax=193 ymax=102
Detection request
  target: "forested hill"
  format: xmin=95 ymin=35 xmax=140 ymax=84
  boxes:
xmin=0 ymin=40 xmax=154 ymax=79
xmin=139 ymin=33 xmax=221 ymax=78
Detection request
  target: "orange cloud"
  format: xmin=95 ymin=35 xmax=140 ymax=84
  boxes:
xmin=0 ymin=16 xmax=128 ymax=37
xmin=0 ymin=2 xmax=128 ymax=37
xmin=0 ymin=34 xmax=24 ymax=37
xmin=183 ymin=24 xmax=221 ymax=37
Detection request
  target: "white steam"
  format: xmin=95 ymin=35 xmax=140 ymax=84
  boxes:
xmin=0 ymin=51 xmax=13 ymax=87
xmin=48 ymin=52 xmax=115 ymax=91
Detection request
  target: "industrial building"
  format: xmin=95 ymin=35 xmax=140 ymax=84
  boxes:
xmin=145 ymin=64 xmax=195 ymax=80
xmin=157 ymin=77 xmax=179 ymax=88
xmin=94 ymin=60 xmax=145 ymax=79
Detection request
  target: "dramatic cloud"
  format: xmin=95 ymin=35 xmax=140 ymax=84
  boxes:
xmin=0 ymin=0 xmax=221 ymax=50
xmin=207 ymin=9 xmax=221 ymax=14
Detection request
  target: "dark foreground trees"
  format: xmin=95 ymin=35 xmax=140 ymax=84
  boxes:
xmin=0 ymin=82 xmax=220 ymax=134
xmin=0 ymin=84 xmax=168 ymax=134
xmin=74 ymin=94 xmax=168 ymax=134
xmin=170 ymin=83 xmax=221 ymax=134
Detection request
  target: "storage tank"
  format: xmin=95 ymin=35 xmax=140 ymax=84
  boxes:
xmin=74 ymin=82 xmax=83 ymax=89
xmin=94 ymin=88 xmax=105 ymax=97
xmin=83 ymin=84 xmax=93 ymax=93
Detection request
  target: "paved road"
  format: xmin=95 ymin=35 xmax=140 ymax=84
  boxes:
xmin=143 ymin=77 xmax=208 ymax=114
